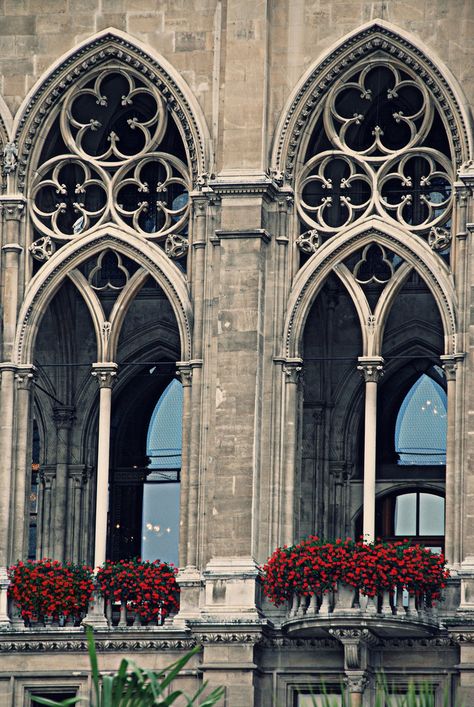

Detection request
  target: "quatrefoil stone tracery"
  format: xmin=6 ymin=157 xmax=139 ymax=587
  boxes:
xmin=29 ymin=67 xmax=191 ymax=260
xmin=296 ymin=60 xmax=454 ymax=247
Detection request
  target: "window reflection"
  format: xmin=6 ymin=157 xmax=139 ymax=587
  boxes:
xmin=395 ymin=373 xmax=447 ymax=465
xmin=142 ymin=379 xmax=182 ymax=565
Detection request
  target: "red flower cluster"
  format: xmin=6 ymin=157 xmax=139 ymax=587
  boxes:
xmin=261 ymin=537 xmax=449 ymax=605
xmin=96 ymin=558 xmax=179 ymax=623
xmin=8 ymin=559 xmax=94 ymax=623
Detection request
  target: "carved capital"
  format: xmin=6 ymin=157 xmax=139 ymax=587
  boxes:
xmin=357 ymin=356 xmax=384 ymax=383
xmin=68 ymin=465 xmax=90 ymax=488
xmin=440 ymin=353 xmax=464 ymax=381
xmin=176 ymin=362 xmax=193 ymax=387
xmin=91 ymin=363 xmax=118 ymax=389
xmin=53 ymin=405 xmax=75 ymax=430
xmin=0 ymin=197 xmax=26 ymax=221
xmin=344 ymin=672 xmax=369 ymax=694
xmin=39 ymin=467 xmax=56 ymax=490
xmin=15 ymin=366 xmax=36 ymax=391
xmin=280 ymin=358 xmax=303 ymax=384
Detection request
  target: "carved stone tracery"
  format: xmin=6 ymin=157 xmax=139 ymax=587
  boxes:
xmin=295 ymin=60 xmax=453 ymax=248
xmin=29 ymin=66 xmax=191 ymax=261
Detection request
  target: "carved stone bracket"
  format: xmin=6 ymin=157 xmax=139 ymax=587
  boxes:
xmin=176 ymin=361 xmax=193 ymax=387
xmin=91 ymin=363 xmax=118 ymax=389
xmin=440 ymin=353 xmax=464 ymax=381
xmin=357 ymin=356 xmax=384 ymax=383
xmin=329 ymin=628 xmax=378 ymax=671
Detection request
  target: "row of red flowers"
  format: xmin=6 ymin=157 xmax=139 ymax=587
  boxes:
xmin=97 ymin=558 xmax=179 ymax=621
xmin=261 ymin=537 xmax=450 ymax=606
xmin=8 ymin=558 xmax=179 ymax=623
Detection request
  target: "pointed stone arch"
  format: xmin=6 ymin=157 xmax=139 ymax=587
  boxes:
xmin=271 ymin=19 xmax=471 ymax=181
xmin=12 ymin=27 xmax=212 ymax=193
xmin=283 ymin=217 xmax=457 ymax=359
xmin=14 ymin=226 xmax=193 ymax=365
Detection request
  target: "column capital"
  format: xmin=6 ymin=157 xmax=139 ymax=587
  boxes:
xmin=53 ymin=405 xmax=75 ymax=430
xmin=0 ymin=196 xmax=26 ymax=222
xmin=14 ymin=365 xmax=36 ymax=390
xmin=91 ymin=362 xmax=118 ymax=389
xmin=440 ymin=353 xmax=465 ymax=381
xmin=276 ymin=357 xmax=303 ymax=384
xmin=1 ymin=243 xmax=23 ymax=254
xmin=176 ymin=362 xmax=193 ymax=387
xmin=39 ymin=466 xmax=56 ymax=490
xmin=357 ymin=356 xmax=384 ymax=383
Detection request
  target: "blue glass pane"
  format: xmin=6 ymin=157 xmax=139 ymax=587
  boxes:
xmin=141 ymin=482 xmax=180 ymax=565
xmin=146 ymin=379 xmax=183 ymax=469
xmin=395 ymin=374 xmax=447 ymax=465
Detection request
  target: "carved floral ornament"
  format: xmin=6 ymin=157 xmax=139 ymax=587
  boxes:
xmin=295 ymin=61 xmax=454 ymax=256
xmin=29 ymin=68 xmax=191 ymax=262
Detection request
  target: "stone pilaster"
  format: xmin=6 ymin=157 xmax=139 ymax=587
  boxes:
xmin=52 ymin=405 xmax=75 ymax=561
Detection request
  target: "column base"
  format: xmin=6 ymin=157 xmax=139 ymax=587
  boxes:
xmin=173 ymin=566 xmax=203 ymax=625
xmin=81 ymin=590 xmax=108 ymax=629
xmin=202 ymin=556 xmax=262 ymax=619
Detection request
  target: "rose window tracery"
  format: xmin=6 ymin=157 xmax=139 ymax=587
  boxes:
xmin=29 ymin=69 xmax=192 ymax=264
xmin=296 ymin=62 xmax=454 ymax=259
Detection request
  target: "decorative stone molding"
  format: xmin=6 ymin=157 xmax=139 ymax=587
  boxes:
xmin=357 ymin=356 xmax=384 ymax=383
xmin=176 ymin=362 xmax=193 ymax=387
xmin=2 ymin=142 xmax=18 ymax=176
xmin=259 ymin=636 xmax=338 ymax=649
xmin=0 ymin=637 xmax=197 ymax=653
xmin=440 ymin=353 xmax=464 ymax=382
xmin=344 ymin=673 xmax=369 ymax=694
xmin=197 ymin=632 xmax=262 ymax=645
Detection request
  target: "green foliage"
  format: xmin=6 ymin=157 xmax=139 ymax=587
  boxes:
xmin=32 ymin=627 xmax=224 ymax=707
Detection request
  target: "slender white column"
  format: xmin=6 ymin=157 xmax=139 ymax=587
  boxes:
xmin=357 ymin=357 xmax=384 ymax=542
xmin=441 ymin=355 xmax=457 ymax=566
xmin=282 ymin=359 xmax=303 ymax=546
xmin=91 ymin=363 xmax=117 ymax=568
xmin=12 ymin=366 xmax=35 ymax=562
xmin=176 ymin=363 xmax=192 ymax=568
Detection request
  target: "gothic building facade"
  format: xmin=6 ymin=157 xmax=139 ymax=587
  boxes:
xmin=0 ymin=1 xmax=473 ymax=705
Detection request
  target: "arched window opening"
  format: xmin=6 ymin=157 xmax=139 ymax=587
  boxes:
xmin=395 ymin=372 xmax=447 ymax=466
xmin=141 ymin=379 xmax=183 ymax=565
xmin=376 ymin=490 xmax=445 ymax=553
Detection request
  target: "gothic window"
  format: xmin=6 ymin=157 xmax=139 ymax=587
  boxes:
xmin=395 ymin=372 xmax=447 ymax=466
xmin=29 ymin=69 xmax=191 ymax=265
xmin=296 ymin=62 xmax=453 ymax=261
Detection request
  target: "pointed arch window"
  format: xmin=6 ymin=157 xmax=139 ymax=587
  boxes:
xmin=395 ymin=372 xmax=447 ymax=466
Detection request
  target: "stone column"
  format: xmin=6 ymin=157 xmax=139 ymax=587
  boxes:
xmin=0 ymin=363 xmax=16 ymax=566
xmin=38 ymin=467 xmax=55 ymax=558
xmin=282 ymin=359 xmax=303 ymax=546
xmin=441 ymin=356 xmax=458 ymax=566
xmin=357 ymin=357 xmax=384 ymax=542
xmin=52 ymin=405 xmax=75 ymax=561
xmin=91 ymin=363 xmax=117 ymax=568
xmin=11 ymin=366 xmax=35 ymax=562
xmin=176 ymin=363 xmax=193 ymax=568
